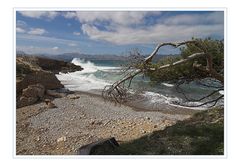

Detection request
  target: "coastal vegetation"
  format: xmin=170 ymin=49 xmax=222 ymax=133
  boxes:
xmin=103 ymin=38 xmax=224 ymax=108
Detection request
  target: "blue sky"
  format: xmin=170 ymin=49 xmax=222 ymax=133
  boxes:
xmin=16 ymin=11 xmax=224 ymax=55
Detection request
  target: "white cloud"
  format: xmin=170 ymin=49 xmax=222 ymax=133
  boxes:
xmin=16 ymin=20 xmax=27 ymax=27
xmin=73 ymin=31 xmax=81 ymax=36
xmin=16 ymin=27 xmax=26 ymax=33
xmin=27 ymin=28 xmax=47 ymax=35
xmin=63 ymin=12 xmax=76 ymax=19
xmin=163 ymin=12 xmax=224 ymax=25
xmin=68 ymin=43 xmax=77 ymax=47
xmin=16 ymin=20 xmax=27 ymax=33
xmin=18 ymin=11 xmax=59 ymax=19
xmin=82 ymin=23 xmax=223 ymax=45
xmin=80 ymin=12 xmax=224 ymax=45
xmin=63 ymin=11 xmax=160 ymax=26
xmin=52 ymin=46 xmax=59 ymax=50
xmin=17 ymin=33 xmax=81 ymax=46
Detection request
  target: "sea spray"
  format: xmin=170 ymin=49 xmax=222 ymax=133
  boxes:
xmin=56 ymin=58 xmax=223 ymax=110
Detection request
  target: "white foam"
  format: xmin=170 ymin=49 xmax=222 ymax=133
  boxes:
xmin=71 ymin=58 xmax=120 ymax=73
xmin=56 ymin=71 xmax=110 ymax=91
xmin=56 ymin=58 xmax=119 ymax=91
xmin=142 ymin=91 xmax=208 ymax=110
xmin=219 ymin=90 xmax=224 ymax=95
xmin=162 ymin=82 xmax=174 ymax=87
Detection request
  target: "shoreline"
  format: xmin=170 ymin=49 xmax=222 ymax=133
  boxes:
xmin=73 ymin=90 xmax=202 ymax=116
xmin=16 ymin=90 xmax=193 ymax=155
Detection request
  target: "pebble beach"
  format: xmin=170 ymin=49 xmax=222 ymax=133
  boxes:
xmin=16 ymin=92 xmax=194 ymax=155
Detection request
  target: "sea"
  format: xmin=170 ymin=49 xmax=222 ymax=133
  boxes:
xmin=56 ymin=58 xmax=224 ymax=111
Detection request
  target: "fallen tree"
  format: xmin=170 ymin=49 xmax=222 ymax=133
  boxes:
xmin=102 ymin=38 xmax=224 ymax=108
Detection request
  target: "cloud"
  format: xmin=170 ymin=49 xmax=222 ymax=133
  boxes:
xmin=16 ymin=27 xmax=26 ymax=33
xmin=63 ymin=11 xmax=160 ymax=26
xmin=63 ymin=12 xmax=76 ymax=19
xmin=82 ymin=23 xmax=223 ymax=45
xmin=16 ymin=20 xmax=27 ymax=33
xmin=73 ymin=31 xmax=81 ymax=36
xmin=17 ymin=45 xmax=61 ymax=54
xmin=80 ymin=12 xmax=224 ymax=45
xmin=27 ymin=28 xmax=47 ymax=35
xmin=68 ymin=43 xmax=77 ymax=47
xmin=52 ymin=46 xmax=59 ymax=50
xmin=16 ymin=20 xmax=27 ymax=27
xmin=17 ymin=34 xmax=75 ymax=44
xmin=18 ymin=11 xmax=59 ymax=19
xmin=163 ymin=12 xmax=224 ymax=25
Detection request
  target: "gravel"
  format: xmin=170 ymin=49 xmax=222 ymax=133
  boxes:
xmin=17 ymin=92 xmax=192 ymax=154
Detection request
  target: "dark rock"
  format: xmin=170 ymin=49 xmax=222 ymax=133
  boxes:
xmin=17 ymin=71 xmax=63 ymax=95
xmin=44 ymin=99 xmax=57 ymax=109
xmin=46 ymin=89 xmax=67 ymax=98
xmin=22 ymin=83 xmax=45 ymax=99
xmin=36 ymin=57 xmax=83 ymax=74
xmin=18 ymin=96 xmax=38 ymax=108
xmin=77 ymin=137 xmax=119 ymax=155
xmin=17 ymin=83 xmax=45 ymax=108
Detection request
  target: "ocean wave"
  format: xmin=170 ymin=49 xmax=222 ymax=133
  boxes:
xmin=71 ymin=58 xmax=121 ymax=73
xmin=141 ymin=91 xmax=211 ymax=110
xmin=56 ymin=72 xmax=110 ymax=91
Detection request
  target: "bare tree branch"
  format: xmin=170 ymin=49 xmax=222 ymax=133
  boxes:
xmin=103 ymin=39 xmax=224 ymax=108
xmin=145 ymin=40 xmax=197 ymax=63
xmin=180 ymin=95 xmax=224 ymax=108
xmin=148 ymin=52 xmax=205 ymax=71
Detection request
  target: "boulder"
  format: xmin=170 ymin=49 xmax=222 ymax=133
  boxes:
xmin=22 ymin=83 xmax=45 ymax=99
xmin=44 ymin=99 xmax=57 ymax=109
xmin=17 ymin=96 xmax=38 ymax=108
xmin=36 ymin=57 xmax=83 ymax=74
xmin=17 ymin=71 xmax=63 ymax=95
xmin=17 ymin=83 xmax=45 ymax=108
xmin=77 ymin=137 xmax=119 ymax=155
xmin=46 ymin=89 xmax=67 ymax=98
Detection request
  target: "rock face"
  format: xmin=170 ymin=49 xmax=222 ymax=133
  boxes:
xmin=17 ymin=71 xmax=63 ymax=95
xmin=16 ymin=55 xmax=83 ymax=107
xmin=17 ymin=83 xmax=45 ymax=108
xmin=36 ymin=57 xmax=83 ymax=74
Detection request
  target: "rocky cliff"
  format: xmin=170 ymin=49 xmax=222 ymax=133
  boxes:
xmin=16 ymin=56 xmax=83 ymax=107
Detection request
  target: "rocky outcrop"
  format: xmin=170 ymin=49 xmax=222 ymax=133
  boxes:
xmin=16 ymin=55 xmax=83 ymax=107
xmin=36 ymin=57 xmax=83 ymax=74
xmin=17 ymin=71 xmax=63 ymax=96
xmin=17 ymin=84 xmax=45 ymax=108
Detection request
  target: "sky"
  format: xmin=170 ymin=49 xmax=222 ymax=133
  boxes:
xmin=16 ymin=11 xmax=224 ymax=55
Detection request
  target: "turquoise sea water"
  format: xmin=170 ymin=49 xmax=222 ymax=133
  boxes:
xmin=56 ymin=58 xmax=223 ymax=110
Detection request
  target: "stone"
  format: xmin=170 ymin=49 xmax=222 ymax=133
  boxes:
xmin=47 ymin=102 xmax=57 ymax=109
xmin=17 ymin=71 xmax=63 ymax=95
xmin=18 ymin=96 xmax=38 ymax=108
xmin=44 ymin=99 xmax=57 ymax=109
xmin=154 ymin=125 xmax=158 ymax=128
xmin=57 ymin=136 xmax=66 ymax=143
xmin=145 ymin=117 xmax=150 ymax=120
xmin=77 ymin=137 xmax=119 ymax=155
xmin=22 ymin=83 xmax=45 ymax=98
xmin=17 ymin=83 xmax=45 ymax=108
xmin=46 ymin=89 xmax=66 ymax=98
xmin=141 ymin=130 xmax=146 ymax=134
xmin=68 ymin=94 xmax=80 ymax=99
